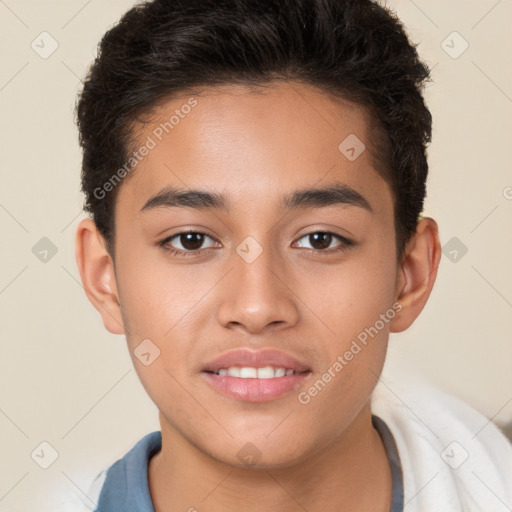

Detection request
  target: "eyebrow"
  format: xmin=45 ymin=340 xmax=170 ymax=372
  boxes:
xmin=140 ymin=182 xmax=373 ymax=213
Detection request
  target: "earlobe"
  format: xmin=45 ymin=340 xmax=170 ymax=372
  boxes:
xmin=75 ymin=218 xmax=125 ymax=335
xmin=390 ymin=217 xmax=442 ymax=333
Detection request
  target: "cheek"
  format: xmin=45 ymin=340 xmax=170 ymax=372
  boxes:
xmin=115 ymin=252 xmax=216 ymax=390
xmin=294 ymin=272 xmax=395 ymax=440
xmin=116 ymin=249 xmax=211 ymax=339
xmin=299 ymin=246 xmax=397 ymax=345
xmin=295 ymin=241 xmax=397 ymax=410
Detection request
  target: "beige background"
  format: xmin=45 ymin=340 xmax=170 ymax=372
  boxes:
xmin=0 ymin=0 xmax=511 ymax=510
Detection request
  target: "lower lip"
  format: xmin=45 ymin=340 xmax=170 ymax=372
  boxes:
xmin=201 ymin=371 xmax=311 ymax=402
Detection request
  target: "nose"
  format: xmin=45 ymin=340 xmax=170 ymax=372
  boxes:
xmin=216 ymin=240 xmax=300 ymax=335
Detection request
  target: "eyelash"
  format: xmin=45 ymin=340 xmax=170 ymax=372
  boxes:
xmin=157 ymin=229 xmax=354 ymax=257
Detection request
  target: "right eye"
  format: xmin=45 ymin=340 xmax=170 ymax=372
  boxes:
xmin=158 ymin=230 xmax=219 ymax=256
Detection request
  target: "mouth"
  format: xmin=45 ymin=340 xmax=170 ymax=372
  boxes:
xmin=206 ymin=366 xmax=303 ymax=378
xmin=201 ymin=348 xmax=312 ymax=402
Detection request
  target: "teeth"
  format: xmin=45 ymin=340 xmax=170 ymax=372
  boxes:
xmin=240 ymin=367 xmax=257 ymax=378
xmin=214 ymin=366 xmax=295 ymax=378
xmin=227 ymin=367 xmax=240 ymax=377
xmin=257 ymin=366 xmax=275 ymax=379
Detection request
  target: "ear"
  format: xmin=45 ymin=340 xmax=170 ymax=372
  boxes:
xmin=390 ymin=217 xmax=442 ymax=333
xmin=75 ymin=218 xmax=125 ymax=335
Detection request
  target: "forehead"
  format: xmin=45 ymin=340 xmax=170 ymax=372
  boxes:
xmin=117 ymin=81 xmax=392 ymax=219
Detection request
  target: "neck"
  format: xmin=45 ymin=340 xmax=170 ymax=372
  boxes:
xmin=148 ymin=403 xmax=393 ymax=512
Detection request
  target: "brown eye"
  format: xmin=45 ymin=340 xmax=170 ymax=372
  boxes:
xmin=158 ymin=230 xmax=218 ymax=256
xmin=177 ymin=232 xmax=206 ymax=251
xmin=295 ymin=231 xmax=353 ymax=252
xmin=307 ymin=232 xmax=332 ymax=250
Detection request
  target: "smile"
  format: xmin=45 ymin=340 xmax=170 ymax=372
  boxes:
xmin=208 ymin=366 xmax=296 ymax=378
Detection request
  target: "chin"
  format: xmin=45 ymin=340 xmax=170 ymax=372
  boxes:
xmin=202 ymin=436 xmax=312 ymax=471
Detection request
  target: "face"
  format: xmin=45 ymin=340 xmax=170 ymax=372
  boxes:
xmin=109 ymin=81 xmax=402 ymax=467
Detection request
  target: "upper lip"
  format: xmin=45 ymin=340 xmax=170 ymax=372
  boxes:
xmin=202 ymin=348 xmax=311 ymax=373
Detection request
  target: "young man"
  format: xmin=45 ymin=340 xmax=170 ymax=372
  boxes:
xmin=74 ymin=0 xmax=512 ymax=511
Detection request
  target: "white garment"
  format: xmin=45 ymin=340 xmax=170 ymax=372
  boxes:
xmin=371 ymin=374 xmax=512 ymax=512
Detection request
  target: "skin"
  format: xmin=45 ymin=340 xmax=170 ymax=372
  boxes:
xmin=75 ymin=81 xmax=441 ymax=512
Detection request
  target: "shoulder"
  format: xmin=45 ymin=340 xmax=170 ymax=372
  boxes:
xmin=86 ymin=431 xmax=162 ymax=512
xmin=372 ymin=375 xmax=512 ymax=512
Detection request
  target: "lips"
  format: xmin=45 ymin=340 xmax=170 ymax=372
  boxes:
xmin=202 ymin=348 xmax=311 ymax=373
xmin=201 ymin=348 xmax=312 ymax=402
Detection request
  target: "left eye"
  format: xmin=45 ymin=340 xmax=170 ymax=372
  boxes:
xmin=294 ymin=232 xmax=352 ymax=251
